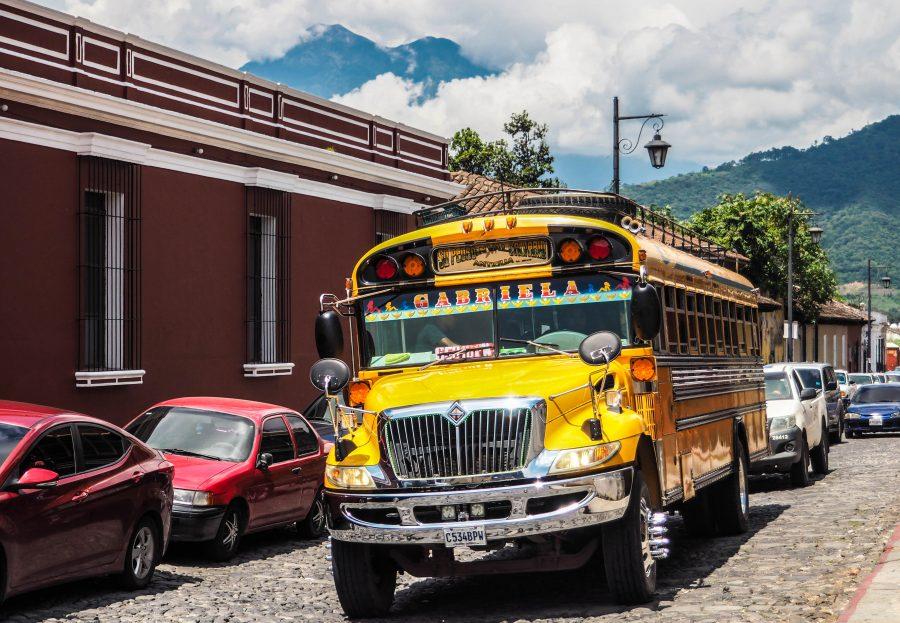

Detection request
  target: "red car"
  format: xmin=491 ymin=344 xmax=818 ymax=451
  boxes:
xmin=0 ymin=401 xmax=173 ymax=605
xmin=126 ymin=397 xmax=329 ymax=560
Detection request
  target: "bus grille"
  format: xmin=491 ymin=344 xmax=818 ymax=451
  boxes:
xmin=383 ymin=406 xmax=533 ymax=480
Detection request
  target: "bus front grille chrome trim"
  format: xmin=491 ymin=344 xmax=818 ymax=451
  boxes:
xmin=382 ymin=398 xmax=546 ymax=481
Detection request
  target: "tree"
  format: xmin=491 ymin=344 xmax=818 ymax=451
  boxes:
xmin=688 ymin=192 xmax=837 ymax=320
xmin=448 ymin=111 xmax=561 ymax=187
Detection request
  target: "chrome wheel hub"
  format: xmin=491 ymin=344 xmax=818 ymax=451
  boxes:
xmin=131 ymin=526 xmax=155 ymax=580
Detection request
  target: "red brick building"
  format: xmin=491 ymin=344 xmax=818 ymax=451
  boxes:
xmin=0 ymin=0 xmax=461 ymax=425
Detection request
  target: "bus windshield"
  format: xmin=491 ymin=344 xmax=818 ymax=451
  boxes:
xmin=362 ymin=274 xmax=633 ymax=368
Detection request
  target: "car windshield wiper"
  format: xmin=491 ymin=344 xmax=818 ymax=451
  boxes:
xmin=158 ymin=448 xmax=221 ymax=461
xmin=418 ymin=344 xmax=493 ymax=371
xmin=499 ymin=337 xmax=572 ymax=357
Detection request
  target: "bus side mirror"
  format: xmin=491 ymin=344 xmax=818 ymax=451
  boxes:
xmin=310 ymin=358 xmax=351 ymax=395
xmin=631 ymin=282 xmax=661 ymax=342
xmin=579 ymin=331 xmax=622 ymax=366
xmin=315 ymin=311 xmax=344 ymax=359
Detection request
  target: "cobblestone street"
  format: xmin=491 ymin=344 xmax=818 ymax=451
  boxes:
xmin=4 ymin=435 xmax=899 ymax=623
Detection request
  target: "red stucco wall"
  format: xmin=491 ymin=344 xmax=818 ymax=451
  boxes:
xmin=0 ymin=138 xmax=375 ymax=426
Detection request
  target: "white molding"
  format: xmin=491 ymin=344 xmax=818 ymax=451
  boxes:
xmin=75 ymin=369 xmax=145 ymax=387
xmin=0 ymin=116 xmax=434 ymax=212
xmin=0 ymin=67 xmax=465 ymax=199
xmin=0 ymin=7 xmax=69 ymax=60
xmin=243 ymin=362 xmax=294 ymax=377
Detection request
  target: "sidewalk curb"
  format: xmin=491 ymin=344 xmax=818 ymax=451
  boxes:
xmin=838 ymin=522 xmax=900 ymax=623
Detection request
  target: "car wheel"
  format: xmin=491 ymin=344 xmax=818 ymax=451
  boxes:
xmin=790 ymin=435 xmax=811 ymax=487
xmin=205 ymin=504 xmax=244 ymax=562
xmin=811 ymin=422 xmax=829 ymax=475
xmin=119 ymin=517 xmax=159 ymax=589
xmin=332 ymin=539 xmax=398 ymax=618
xmin=297 ymin=489 xmax=327 ymax=539
xmin=710 ymin=436 xmax=750 ymax=535
xmin=602 ymin=471 xmax=657 ymax=604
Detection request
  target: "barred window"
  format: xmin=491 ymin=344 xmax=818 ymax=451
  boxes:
xmin=246 ymin=188 xmax=291 ymax=365
xmin=374 ymin=209 xmax=411 ymax=244
xmin=77 ymin=157 xmax=141 ymax=373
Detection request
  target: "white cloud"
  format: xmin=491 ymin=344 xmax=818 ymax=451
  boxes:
xmin=34 ymin=0 xmax=900 ymax=165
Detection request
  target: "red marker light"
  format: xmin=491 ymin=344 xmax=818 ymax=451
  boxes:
xmin=374 ymin=256 xmax=398 ymax=280
xmin=587 ymin=237 xmax=611 ymax=260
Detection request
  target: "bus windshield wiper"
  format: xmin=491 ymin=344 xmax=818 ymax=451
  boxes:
xmin=158 ymin=448 xmax=221 ymax=461
xmin=418 ymin=344 xmax=491 ymax=371
xmin=499 ymin=337 xmax=572 ymax=357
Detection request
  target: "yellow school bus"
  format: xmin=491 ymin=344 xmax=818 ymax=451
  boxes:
xmin=309 ymin=190 xmax=767 ymax=618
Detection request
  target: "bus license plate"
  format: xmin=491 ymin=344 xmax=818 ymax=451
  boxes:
xmin=869 ymin=415 xmax=883 ymax=426
xmin=443 ymin=526 xmax=486 ymax=548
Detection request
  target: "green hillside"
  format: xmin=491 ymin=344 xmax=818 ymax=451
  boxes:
xmin=625 ymin=115 xmax=899 ymax=319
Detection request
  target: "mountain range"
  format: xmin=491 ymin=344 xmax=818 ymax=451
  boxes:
xmin=241 ymin=24 xmax=493 ymax=100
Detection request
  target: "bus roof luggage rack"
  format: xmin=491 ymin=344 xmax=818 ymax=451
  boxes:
xmin=415 ymin=188 xmax=746 ymax=270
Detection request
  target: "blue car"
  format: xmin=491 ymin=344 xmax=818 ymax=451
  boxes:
xmin=845 ymin=382 xmax=900 ymax=437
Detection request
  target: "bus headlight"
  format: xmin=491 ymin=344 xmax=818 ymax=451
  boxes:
xmin=325 ymin=465 xmax=384 ymax=489
xmin=549 ymin=441 xmax=621 ymax=475
xmin=768 ymin=416 xmax=793 ymax=434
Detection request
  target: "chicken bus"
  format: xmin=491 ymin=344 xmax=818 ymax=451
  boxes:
xmin=308 ymin=190 xmax=767 ymax=617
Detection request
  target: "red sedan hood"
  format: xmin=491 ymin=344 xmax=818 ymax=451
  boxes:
xmin=164 ymin=453 xmax=242 ymax=489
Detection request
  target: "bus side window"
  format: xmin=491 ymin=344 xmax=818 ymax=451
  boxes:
xmin=751 ymin=307 xmax=761 ymax=356
xmin=652 ymin=285 xmax=665 ymax=353
xmin=729 ymin=302 xmax=740 ymax=356
xmin=696 ymin=295 xmax=708 ymax=355
xmin=664 ymin=286 xmax=679 ymax=354
xmin=713 ymin=298 xmax=725 ymax=355
xmin=676 ymin=289 xmax=689 ymax=355
xmin=737 ymin=305 xmax=748 ymax=355
xmin=705 ymin=295 xmax=718 ymax=356
xmin=685 ymin=293 xmax=699 ymax=354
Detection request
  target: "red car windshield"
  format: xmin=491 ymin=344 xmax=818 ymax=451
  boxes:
xmin=0 ymin=422 xmax=28 ymax=468
xmin=128 ymin=407 xmax=255 ymax=462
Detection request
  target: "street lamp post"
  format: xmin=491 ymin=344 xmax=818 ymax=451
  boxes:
xmin=785 ymin=206 xmax=821 ymax=362
xmin=612 ymin=96 xmax=670 ymax=194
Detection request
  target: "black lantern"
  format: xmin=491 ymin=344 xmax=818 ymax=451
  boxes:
xmin=808 ymin=226 xmax=824 ymax=244
xmin=882 ymin=275 xmax=892 ymax=289
xmin=644 ymin=133 xmax=670 ymax=169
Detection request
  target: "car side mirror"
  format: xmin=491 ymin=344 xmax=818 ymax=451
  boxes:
xmin=799 ymin=388 xmax=817 ymax=401
xmin=256 ymin=452 xmax=274 ymax=471
xmin=630 ymin=282 xmax=661 ymax=342
xmin=579 ymin=331 xmax=623 ymax=366
xmin=849 ymin=381 xmax=856 ymax=385
xmin=315 ymin=311 xmax=344 ymax=359
xmin=7 ymin=467 xmax=59 ymax=491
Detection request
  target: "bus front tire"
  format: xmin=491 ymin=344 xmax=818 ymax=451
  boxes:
xmin=332 ymin=540 xmax=397 ymax=618
xmin=601 ymin=471 xmax=656 ymax=604
xmin=711 ymin=437 xmax=750 ymax=536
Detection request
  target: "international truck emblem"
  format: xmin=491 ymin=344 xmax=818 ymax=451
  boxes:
xmin=445 ymin=402 xmax=467 ymax=425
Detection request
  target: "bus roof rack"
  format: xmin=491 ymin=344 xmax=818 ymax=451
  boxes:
xmin=415 ymin=187 xmax=747 ymax=270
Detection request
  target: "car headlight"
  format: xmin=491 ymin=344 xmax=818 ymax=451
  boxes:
xmin=548 ymin=441 xmax=621 ymax=475
xmin=845 ymin=411 xmax=861 ymax=419
xmin=325 ymin=465 xmax=377 ymax=489
xmin=768 ymin=416 xmax=793 ymax=434
xmin=173 ymin=489 xmax=215 ymax=506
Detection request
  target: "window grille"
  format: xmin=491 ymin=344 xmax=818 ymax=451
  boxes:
xmin=77 ymin=157 xmax=141 ymax=372
xmin=374 ymin=209 xmax=411 ymax=244
xmin=246 ymin=187 xmax=291 ymax=365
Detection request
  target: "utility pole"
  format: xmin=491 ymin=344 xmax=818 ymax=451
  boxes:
xmin=611 ymin=96 xmax=668 ymax=195
xmin=867 ymin=258 xmax=872 ymax=372
xmin=787 ymin=207 xmax=794 ymax=362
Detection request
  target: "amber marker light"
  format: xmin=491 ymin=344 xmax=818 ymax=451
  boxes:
xmin=462 ymin=220 xmax=473 ymax=233
xmin=631 ymin=357 xmax=656 ymax=381
xmin=506 ymin=215 xmax=517 ymax=228
xmin=402 ymin=254 xmax=426 ymax=278
xmin=483 ymin=217 xmax=495 ymax=232
xmin=558 ymin=239 xmax=582 ymax=263
xmin=348 ymin=380 xmax=371 ymax=406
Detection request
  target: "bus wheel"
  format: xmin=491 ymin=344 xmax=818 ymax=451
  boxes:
xmin=601 ymin=471 xmax=656 ymax=604
xmin=680 ymin=490 xmax=717 ymax=537
xmin=712 ymin=436 xmax=750 ymax=535
xmin=332 ymin=540 xmax=397 ymax=618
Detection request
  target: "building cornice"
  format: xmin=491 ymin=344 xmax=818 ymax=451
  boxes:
xmin=0 ymin=115 xmax=428 ymax=213
xmin=0 ymin=68 xmax=464 ymax=199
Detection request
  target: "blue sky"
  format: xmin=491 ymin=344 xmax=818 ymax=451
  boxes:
xmin=37 ymin=0 xmax=900 ymax=183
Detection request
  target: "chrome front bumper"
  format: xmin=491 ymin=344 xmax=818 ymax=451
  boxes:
xmin=326 ymin=466 xmax=633 ymax=545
